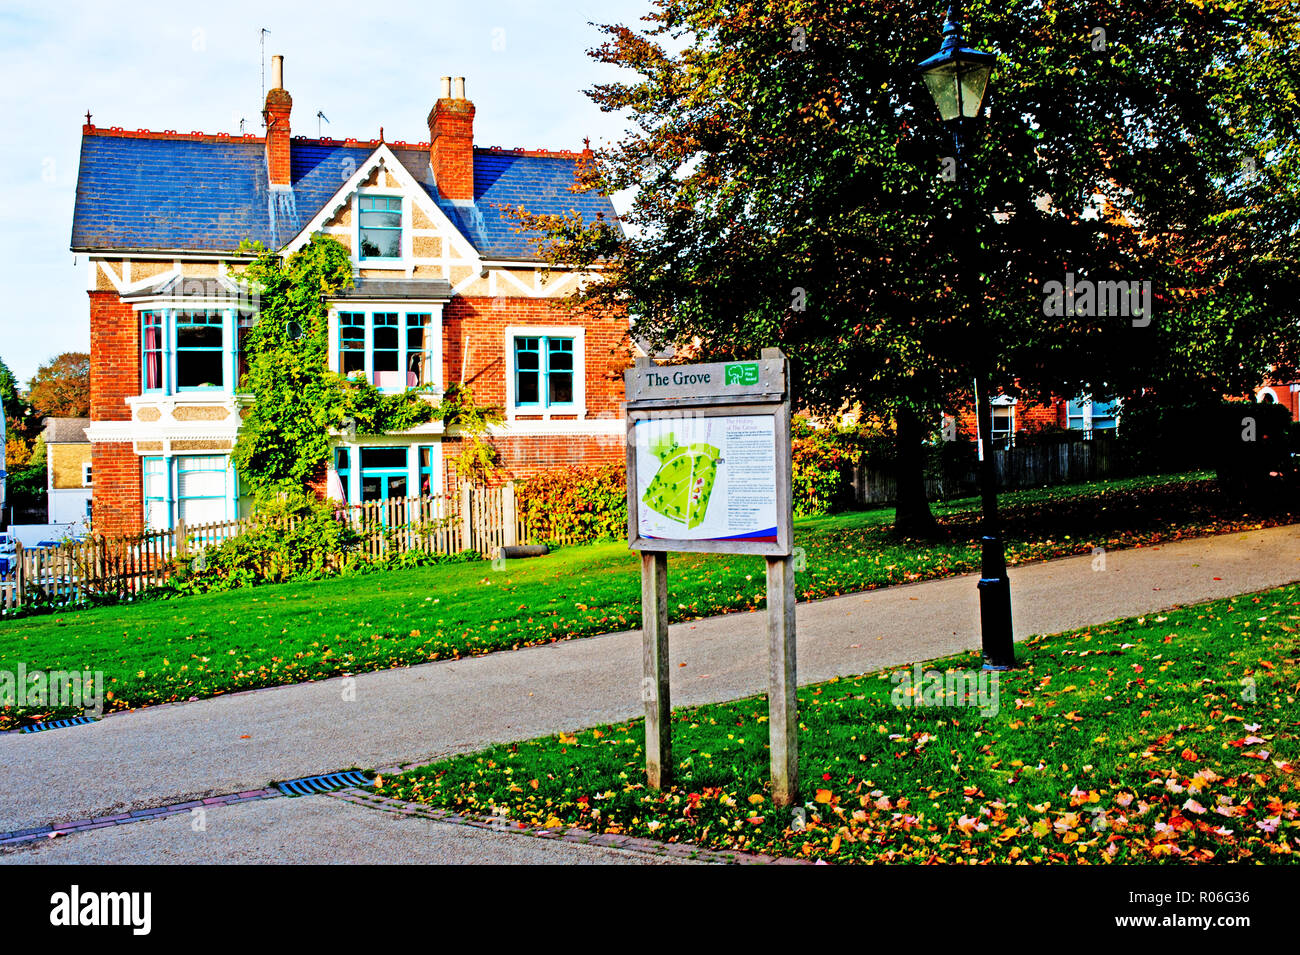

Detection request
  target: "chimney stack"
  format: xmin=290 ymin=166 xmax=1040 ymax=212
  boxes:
xmin=264 ymin=54 xmax=292 ymax=186
xmin=428 ymin=75 xmax=475 ymax=201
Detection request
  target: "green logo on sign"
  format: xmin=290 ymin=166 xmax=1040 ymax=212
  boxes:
xmin=725 ymin=363 xmax=759 ymax=386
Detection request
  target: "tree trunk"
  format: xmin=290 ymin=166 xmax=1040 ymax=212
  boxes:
xmin=893 ymin=406 xmax=941 ymax=538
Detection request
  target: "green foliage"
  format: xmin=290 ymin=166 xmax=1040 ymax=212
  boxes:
xmin=516 ymin=464 xmax=628 ymax=543
xmin=790 ymin=417 xmax=871 ymax=517
xmin=169 ymin=496 xmax=361 ymax=593
xmin=230 ymin=235 xmax=494 ymax=499
xmin=231 ymin=235 xmax=357 ymax=497
xmin=0 ymin=355 xmax=20 ymax=422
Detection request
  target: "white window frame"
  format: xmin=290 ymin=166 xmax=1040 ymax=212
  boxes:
xmin=328 ymin=303 xmax=444 ymax=394
xmin=82 ymin=463 xmax=92 ymax=487
xmin=503 ymin=325 xmax=586 ymax=420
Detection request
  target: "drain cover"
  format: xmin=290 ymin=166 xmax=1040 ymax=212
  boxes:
xmin=276 ymin=770 xmax=374 ymax=796
xmin=17 ymin=716 xmax=98 ymax=734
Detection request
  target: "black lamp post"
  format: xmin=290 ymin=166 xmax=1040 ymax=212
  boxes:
xmin=917 ymin=2 xmax=1015 ymax=670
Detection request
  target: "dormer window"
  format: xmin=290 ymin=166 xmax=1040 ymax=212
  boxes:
xmin=359 ymin=195 xmax=402 ymax=259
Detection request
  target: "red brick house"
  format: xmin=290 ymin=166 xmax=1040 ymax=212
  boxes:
xmin=72 ymin=61 xmax=627 ymax=536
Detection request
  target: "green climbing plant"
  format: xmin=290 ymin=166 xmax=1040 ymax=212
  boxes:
xmin=231 ymin=233 xmax=500 ymax=500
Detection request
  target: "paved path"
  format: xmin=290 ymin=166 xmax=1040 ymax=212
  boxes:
xmin=2 ymin=524 xmax=1298 ymax=857
xmin=0 ymin=793 xmax=693 ymax=865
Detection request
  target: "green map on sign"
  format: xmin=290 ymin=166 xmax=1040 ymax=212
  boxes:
xmin=642 ymin=432 xmax=722 ymax=529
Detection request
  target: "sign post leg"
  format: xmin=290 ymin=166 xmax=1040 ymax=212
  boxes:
xmin=641 ymin=550 xmax=671 ymax=789
xmin=766 ymin=554 xmax=798 ymax=806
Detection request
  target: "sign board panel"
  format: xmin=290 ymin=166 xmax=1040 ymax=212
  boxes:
xmin=624 ymin=353 xmax=792 ymax=556
xmin=624 ymin=357 xmax=785 ymax=404
xmin=632 ymin=414 xmax=778 ymax=544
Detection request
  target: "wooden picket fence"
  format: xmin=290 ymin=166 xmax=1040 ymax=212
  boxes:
xmin=0 ymin=483 xmax=564 ymax=615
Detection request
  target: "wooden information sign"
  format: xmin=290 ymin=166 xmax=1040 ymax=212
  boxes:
xmin=624 ymin=348 xmax=799 ymax=805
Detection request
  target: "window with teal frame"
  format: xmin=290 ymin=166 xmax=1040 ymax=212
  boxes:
xmin=359 ymin=447 xmax=409 ymax=502
xmin=175 ymin=311 xmax=225 ymax=389
xmin=143 ymin=456 xmax=168 ymax=531
xmin=418 ymin=445 xmax=434 ymax=496
xmin=359 ymin=195 xmax=402 ymax=259
xmin=513 ymin=335 xmax=574 ymax=408
xmin=339 ymin=312 xmax=365 ymax=375
xmin=142 ymin=311 xmax=164 ymax=391
xmin=176 ymin=455 xmax=229 ymax=525
xmin=335 ymin=447 xmax=351 ymax=502
xmin=373 ymin=313 xmax=399 ymax=372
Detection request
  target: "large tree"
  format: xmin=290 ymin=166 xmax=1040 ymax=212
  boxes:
xmin=519 ymin=0 xmax=1300 ymax=534
xmin=27 ymin=352 xmax=90 ymax=420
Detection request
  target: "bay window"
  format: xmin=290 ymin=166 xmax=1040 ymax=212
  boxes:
xmin=141 ymin=455 xmax=237 ymax=530
xmin=138 ymin=308 xmax=239 ymax=395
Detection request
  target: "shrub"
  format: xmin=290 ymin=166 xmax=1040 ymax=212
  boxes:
xmin=791 ymin=418 xmax=872 ymax=516
xmin=168 ymin=495 xmax=361 ymax=593
xmin=516 ymin=464 xmax=628 ymax=544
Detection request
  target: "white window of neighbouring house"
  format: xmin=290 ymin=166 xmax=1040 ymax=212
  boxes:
xmin=174 ymin=312 xmax=226 ymax=389
xmin=358 ymin=195 xmax=402 ymax=260
xmin=82 ymin=464 xmax=92 ymax=487
xmin=991 ymin=405 xmax=1014 ymax=447
xmin=176 ymin=455 xmax=231 ymax=525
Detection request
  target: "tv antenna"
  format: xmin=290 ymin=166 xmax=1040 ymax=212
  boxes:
xmin=260 ymin=28 xmax=271 ymax=125
xmin=316 ymin=110 xmax=329 ymax=137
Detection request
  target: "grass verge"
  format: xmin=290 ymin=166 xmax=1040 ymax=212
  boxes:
xmin=1 ymin=471 xmax=1295 ymax=731
xmin=378 ymin=583 xmax=1300 ymax=864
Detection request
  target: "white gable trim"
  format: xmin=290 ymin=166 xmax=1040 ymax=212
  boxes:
xmin=280 ymin=143 xmax=479 ymax=264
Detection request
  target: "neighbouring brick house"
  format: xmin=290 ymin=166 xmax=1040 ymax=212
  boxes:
xmin=72 ymin=61 xmax=627 ymax=536
xmin=947 ymin=394 xmax=1121 ymax=449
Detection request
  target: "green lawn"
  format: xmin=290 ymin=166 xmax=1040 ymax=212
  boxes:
xmin=2 ymin=471 xmax=1295 ymax=731
xmin=380 ymin=583 xmax=1300 ymax=864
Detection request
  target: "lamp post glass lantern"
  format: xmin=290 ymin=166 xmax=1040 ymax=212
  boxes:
xmin=916 ymin=1 xmax=1016 ymax=670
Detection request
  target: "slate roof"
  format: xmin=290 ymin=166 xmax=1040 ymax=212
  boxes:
xmin=334 ymin=278 xmax=453 ymax=301
xmin=43 ymin=418 xmax=91 ymax=444
xmin=71 ymin=132 xmax=620 ymax=261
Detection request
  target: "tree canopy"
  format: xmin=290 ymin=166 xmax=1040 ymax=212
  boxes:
xmin=520 ymin=0 xmax=1300 ymax=527
xmin=27 ymin=352 xmax=89 ymax=420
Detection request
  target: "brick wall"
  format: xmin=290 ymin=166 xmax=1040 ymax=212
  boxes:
xmin=954 ymin=398 xmax=1066 ymax=441
xmin=442 ymin=296 xmax=627 ymax=417
xmin=91 ymin=443 xmax=142 ymax=536
xmin=428 ymin=98 xmax=475 ymax=201
xmin=89 ymin=290 xmax=138 ymax=421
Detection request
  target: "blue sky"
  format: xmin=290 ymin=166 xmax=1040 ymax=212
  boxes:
xmin=0 ymin=0 xmax=650 ymax=383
